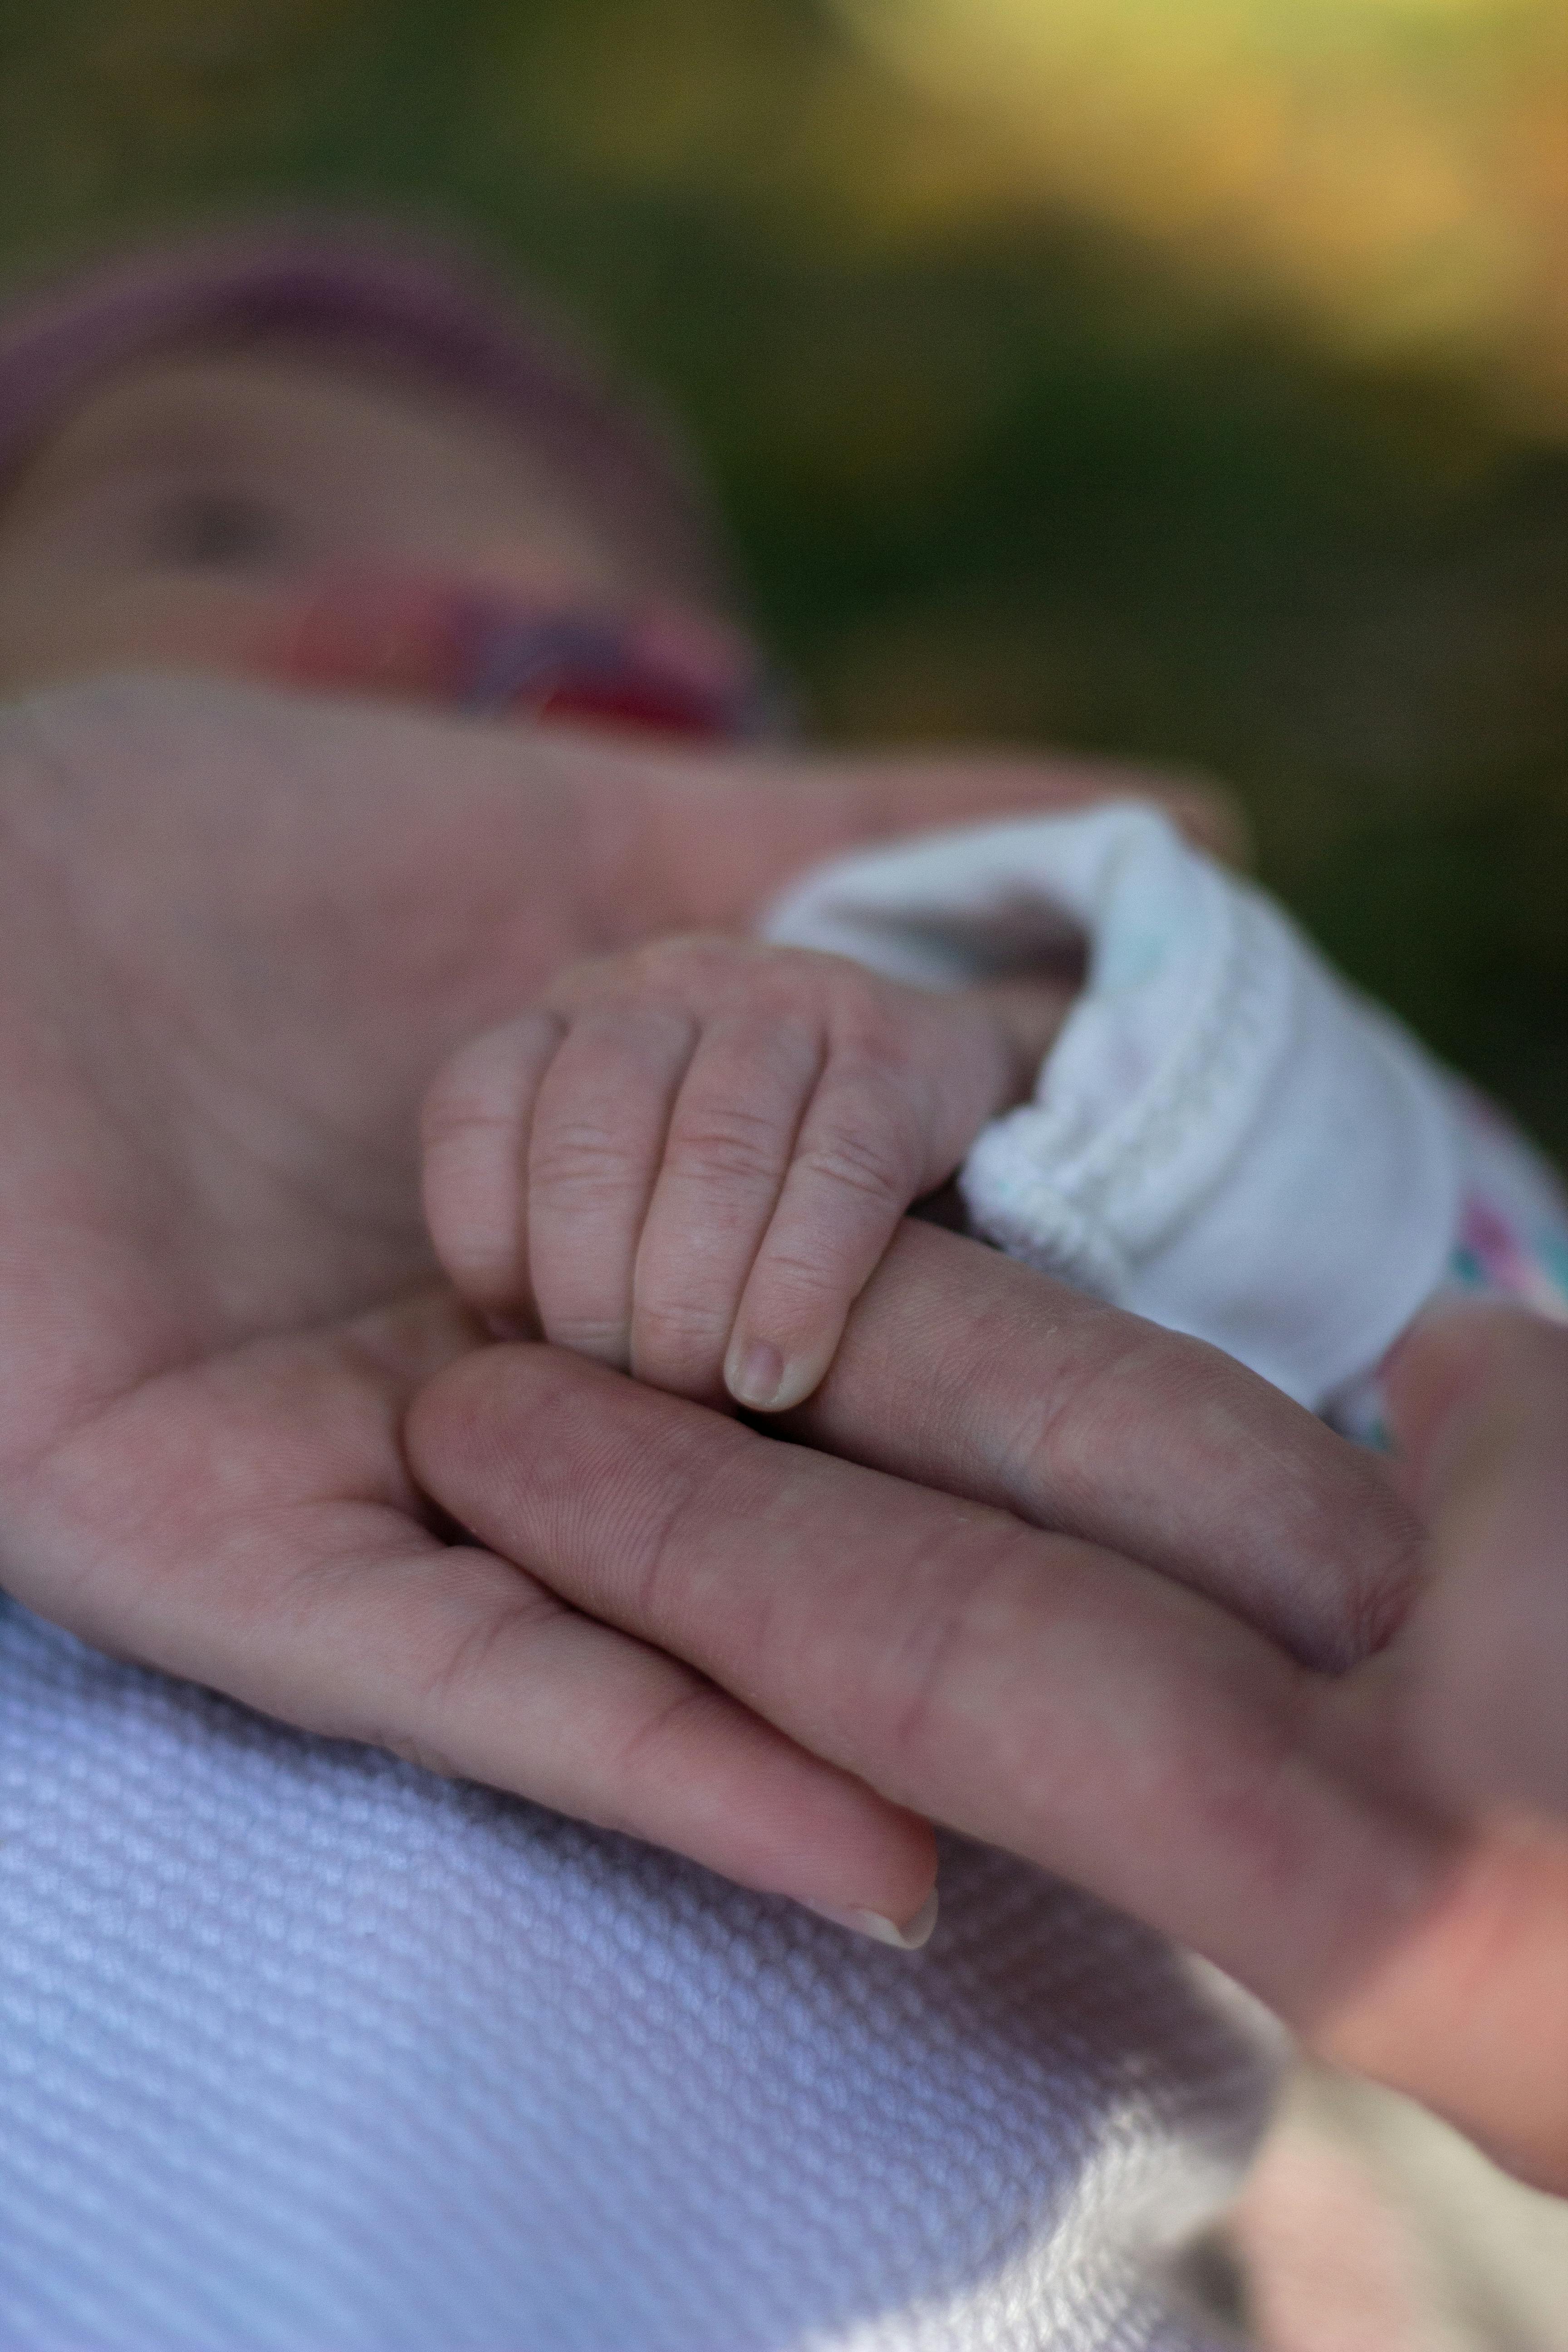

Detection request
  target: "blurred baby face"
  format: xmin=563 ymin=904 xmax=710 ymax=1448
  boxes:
xmin=0 ymin=342 xmax=755 ymax=733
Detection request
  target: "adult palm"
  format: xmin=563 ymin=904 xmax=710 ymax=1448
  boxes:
xmin=0 ymin=673 xmax=1190 ymax=1911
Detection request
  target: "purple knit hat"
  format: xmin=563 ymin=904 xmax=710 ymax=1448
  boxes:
xmin=0 ymin=212 xmax=736 ymax=601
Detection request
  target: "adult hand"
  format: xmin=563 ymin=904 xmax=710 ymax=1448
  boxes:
xmin=1380 ymin=1302 xmax=1568 ymax=1819
xmin=407 ymin=1229 xmax=1568 ymax=2194
xmin=0 ymin=671 xmax=1225 ymax=1926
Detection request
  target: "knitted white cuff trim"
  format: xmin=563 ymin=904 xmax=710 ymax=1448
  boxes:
xmin=762 ymin=803 xmax=1463 ymax=1408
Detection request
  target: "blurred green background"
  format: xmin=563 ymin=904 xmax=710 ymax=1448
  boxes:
xmin=2 ymin=0 xmax=1564 ymax=1152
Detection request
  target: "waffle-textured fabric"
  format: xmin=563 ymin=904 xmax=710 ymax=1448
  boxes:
xmin=0 ymin=1597 xmax=1279 ymax=2351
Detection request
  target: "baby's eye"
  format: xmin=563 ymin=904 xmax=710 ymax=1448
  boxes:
xmin=144 ymin=490 xmax=293 ymax=570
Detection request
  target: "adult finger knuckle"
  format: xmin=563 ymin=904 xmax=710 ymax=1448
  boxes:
xmin=390 ymin=1557 xmax=571 ymax=1742
xmin=608 ymin=1682 xmax=730 ymax=1798
xmin=877 ymin=1539 xmax=1042 ymax=1783
xmin=1000 ymin=1321 xmax=1423 ymax=1670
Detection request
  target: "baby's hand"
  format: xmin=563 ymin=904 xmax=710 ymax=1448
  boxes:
xmin=423 ymin=936 xmax=1062 ymax=1410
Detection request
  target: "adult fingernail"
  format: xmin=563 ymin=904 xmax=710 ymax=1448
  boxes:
xmin=727 ymin=1338 xmax=784 ymax=1410
xmin=802 ymin=1887 xmax=939 ymax=1951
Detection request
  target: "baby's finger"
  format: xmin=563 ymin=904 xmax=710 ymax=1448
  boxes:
xmin=421 ymin=1009 xmax=564 ymax=1320
xmin=725 ymin=1060 xmax=931 ymax=1413
xmin=528 ymin=1001 xmax=696 ymax=1366
xmin=629 ymin=1013 xmax=824 ymax=1398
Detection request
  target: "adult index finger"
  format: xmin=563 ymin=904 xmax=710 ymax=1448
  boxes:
xmin=407 ymin=1337 xmax=1449 ymax=2029
xmin=790 ymin=1220 xmax=1422 ymax=1671
xmin=600 ymin=735 xmax=1247 ymax=943
xmin=803 ymin=1243 xmax=1567 ymax=2189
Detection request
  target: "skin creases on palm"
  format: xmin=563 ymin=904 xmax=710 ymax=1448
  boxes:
xmin=0 ymin=674 xmax=621 ymax=1730
xmin=0 ymin=673 xmax=966 ymax=1842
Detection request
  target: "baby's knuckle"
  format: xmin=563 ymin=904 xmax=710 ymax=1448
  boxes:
xmin=727 ymin=1004 xmax=819 ymax=1069
xmin=667 ymin=1103 xmax=784 ymax=1188
xmin=402 ymin=1573 xmax=569 ymax=1728
xmin=546 ymin=1310 xmax=632 ymax=1356
xmin=830 ymin=973 xmax=915 ymax=1052
xmin=592 ymin=1003 xmax=696 ymax=1065
xmin=801 ymin=1117 xmax=915 ymax=1206
xmin=540 ymin=949 xmax=607 ymax=995
xmin=747 ymin=1241 xmax=842 ymax=1307
xmin=633 ymin=933 xmax=748 ymax=998
xmin=420 ymin=1083 xmax=505 ymax=1158
xmin=636 ymin=1291 xmax=730 ymax=1352
xmin=828 ymin=1022 xmax=925 ymax=1103
xmin=530 ymin=1119 xmax=642 ymax=1200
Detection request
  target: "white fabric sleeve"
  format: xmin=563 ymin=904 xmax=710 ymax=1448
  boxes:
xmin=760 ymin=802 xmax=1465 ymax=1412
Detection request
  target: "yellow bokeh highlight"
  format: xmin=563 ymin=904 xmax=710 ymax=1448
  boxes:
xmin=837 ymin=0 xmax=1568 ymax=428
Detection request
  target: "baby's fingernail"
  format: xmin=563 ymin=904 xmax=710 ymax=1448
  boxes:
xmin=802 ymin=1887 xmax=939 ymax=1951
xmin=728 ymin=1338 xmax=834 ymax=1414
xmin=727 ymin=1338 xmax=785 ymax=1410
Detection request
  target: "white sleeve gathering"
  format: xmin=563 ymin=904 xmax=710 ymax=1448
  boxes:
xmin=762 ymin=802 xmax=1468 ymax=1416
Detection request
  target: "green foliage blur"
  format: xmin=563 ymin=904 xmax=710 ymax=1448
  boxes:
xmin=2 ymin=0 xmax=1563 ymax=1154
